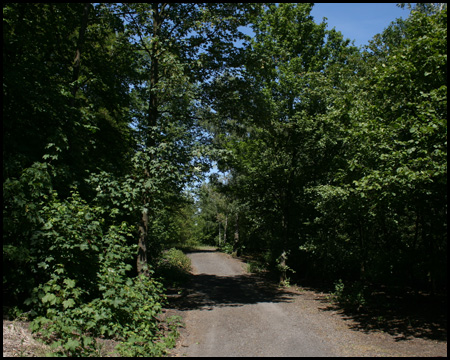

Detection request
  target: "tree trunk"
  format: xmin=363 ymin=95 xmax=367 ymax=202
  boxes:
xmin=358 ymin=222 xmax=366 ymax=281
xmin=233 ymin=213 xmax=240 ymax=255
xmin=137 ymin=4 xmax=162 ymax=276
xmin=280 ymin=190 xmax=289 ymax=283
xmin=137 ymin=202 xmax=149 ymax=276
xmin=147 ymin=3 xmax=160 ymax=148
xmin=71 ymin=3 xmax=90 ymax=101
xmin=223 ymin=214 xmax=228 ymax=244
xmin=279 ymin=250 xmax=287 ymax=284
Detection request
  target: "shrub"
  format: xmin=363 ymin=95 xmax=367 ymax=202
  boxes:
xmin=247 ymin=260 xmax=266 ymax=274
xmin=24 ymin=190 xmax=176 ymax=356
xmin=331 ymin=279 xmax=370 ymax=310
xmin=155 ymin=248 xmax=191 ymax=287
xmin=220 ymin=242 xmax=234 ymax=255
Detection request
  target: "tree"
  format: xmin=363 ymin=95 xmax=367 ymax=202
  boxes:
xmin=3 ymin=3 xmax=136 ymax=307
xmin=305 ymin=6 xmax=447 ymax=288
xmin=207 ymin=3 xmax=358 ymax=281
xmin=3 ymin=4 xmax=136 ymax=192
xmin=351 ymin=7 xmax=447 ymax=288
xmin=107 ymin=3 xmax=260 ymax=274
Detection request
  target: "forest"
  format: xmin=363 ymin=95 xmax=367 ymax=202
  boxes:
xmin=3 ymin=3 xmax=447 ymax=356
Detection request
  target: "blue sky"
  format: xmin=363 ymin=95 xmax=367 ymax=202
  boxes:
xmin=310 ymin=3 xmax=410 ymax=47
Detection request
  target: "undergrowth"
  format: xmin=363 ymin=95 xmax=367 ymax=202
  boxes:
xmin=155 ymin=248 xmax=192 ymax=288
xmin=16 ymin=188 xmax=181 ymax=357
xmin=330 ymin=279 xmax=370 ymax=310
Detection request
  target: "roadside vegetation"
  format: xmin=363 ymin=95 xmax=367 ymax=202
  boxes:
xmin=155 ymin=248 xmax=192 ymax=288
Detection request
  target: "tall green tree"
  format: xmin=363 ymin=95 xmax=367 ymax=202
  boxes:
xmin=106 ymin=3 xmax=260 ymax=274
xmin=298 ymin=5 xmax=447 ymax=288
xmin=208 ymin=3 xmax=358 ymax=281
xmin=3 ymin=3 xmax=136 ymax=306
xmin=3 ymin=4 xmax=136 ymax=190
xmin=348 ymin=6 xmax=447 ymax=287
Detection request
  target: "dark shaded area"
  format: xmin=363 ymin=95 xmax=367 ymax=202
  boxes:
xmin=239 ymin=251 xmax=447 ymax=343
xmin=167 ymin=271 xmax=293 ymax=311
xmin=317 ymin=287 xmax=447 ymax=342
xmin=184 ymin=249 xmax=218 ymax=254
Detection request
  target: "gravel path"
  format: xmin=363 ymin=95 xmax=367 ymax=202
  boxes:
xmin=171 ymin=251 xmax=335 ymax=357
xmin=168 ymin=250 xmax=447 ymax=357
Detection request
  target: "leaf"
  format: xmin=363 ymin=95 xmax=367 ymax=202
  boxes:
xmin=113 ymin=297 xmax=124 ymax=308
xmin=64 ymin=339 xmax=80 ymax=351
xmin=38 ymin=261 xmax=50 ymax=270
xmin=64 ymin=278 xmax=76 ymax=289
xmin=82 ymin=336 xmax=93 ymax=348
xmin=42 ymin=293 xmax=57 ymax=305
xmin=42 ymin=221 xmax=53 ymax=230
xmin=63 ymin=298 xmax=75 ymax=309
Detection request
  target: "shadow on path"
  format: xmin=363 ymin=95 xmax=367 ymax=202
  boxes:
xmin=317 ymin=288 xmax=447 ymax=342
xmin=184 ymin=249 xmax=218 ymax=254
xmin=168 ymin=272 xmax=293 ymax=311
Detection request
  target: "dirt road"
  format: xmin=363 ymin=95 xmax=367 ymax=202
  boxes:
xmin=168 ymin=250 xmax=447 ymax=357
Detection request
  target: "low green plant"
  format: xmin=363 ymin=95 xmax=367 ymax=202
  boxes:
xmin=279 ymin=278 xmax=292 ymax=288
xmin=331 ymin=279 xmax=369 ymax=310
xmin=276 ymin=250 xmax=296 ymax=285
xmin=156 ymin=248 xmax=192 ymax=287
xmin=24 ymin=190 xmax=177 ymax=356
xmin=246 ymin=260 xmax=266 ymax=274
xmin=219 ymin=242 xmax=234 ymax=255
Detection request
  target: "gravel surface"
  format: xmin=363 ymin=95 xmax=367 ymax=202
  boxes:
xmin=168 ymin=250 xmax=447 ymax=357
xmin=3 ymin=320 xmax=51 ymax=357
xmin=3 ymin=249 xmax=445 ymax=357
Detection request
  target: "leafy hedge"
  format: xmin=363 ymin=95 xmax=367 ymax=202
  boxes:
xmin=155 ymin=248 xmax=192 ymax=287
xmin=4 ymin=163 xmax=179 ymax=356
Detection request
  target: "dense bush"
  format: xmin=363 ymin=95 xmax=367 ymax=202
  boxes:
xmin=17 ymin=190 xmax=172 ymax=356
xmin=2 ymin=162 xmax=177 ymax=356
xmin=155 ymin=248 xmax=192 ymax=287
xmin=330 ymin=279 xmax=370 ymax=310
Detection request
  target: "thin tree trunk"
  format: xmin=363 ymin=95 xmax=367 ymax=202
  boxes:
xmin=233 ymin=213 xmax=239 ymax=255
xmin=223 ymin=214 xmax=228 ymax=244
xmin=137 ymin=201 xmax=149 ymax=276
xmin=137 ymin=4 xmax=162 ymax=276
xmin=358 ymin=222 xmax=366 ymax=281
xmin=71 ymin=3 xmax=90 ymax=102
xmin=147 ymin=3 xmax=160 ymax=148
xmin=279 ymin=250 xmax=287 ymax=284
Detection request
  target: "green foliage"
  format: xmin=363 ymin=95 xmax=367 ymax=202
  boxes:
xmin=200 ymin=4 xmax=447 ymax=291
xmin=23 ymin=192 xmax=172 ymax=356
xmin=205 ymin=3 xmax=360 ymax=280
xmin=155 ymin=248 xmax=192 ymax=287
xmin=30 ymin=271 xmax=170 ymax=356
xmin=3 ymin=162 xmax=55 ymax=305
xmin=330 ymin=279 xmax=370 ymax=310
xmin=3 ymin=4 xmax=135 ymax=193
xmin=220 ymin=242 xmax=235 ymax=255
xmin=276 ymin=251 xmax=296 ymax=285
xmin=3 ymin=3 xmax=447 ymax=356
xmin=246 ymin=260 xmax=266 ymax=274
xmin=4 ymin=4 xmax=259 ymax=354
